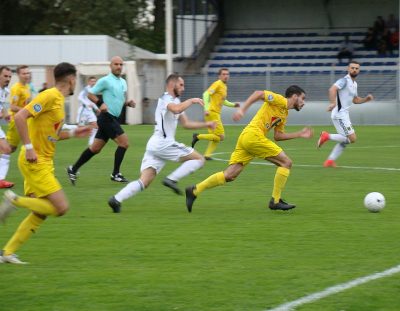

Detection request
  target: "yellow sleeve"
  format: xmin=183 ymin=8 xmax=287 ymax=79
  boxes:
xmin=264 ymin=90 xmax=287 ymax=109
xmin=24 ymin=92 xmax=50 ymax=117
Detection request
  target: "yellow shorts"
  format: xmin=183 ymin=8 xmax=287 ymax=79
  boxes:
xmin=6 ymin=119 xmax=21 ymax=147
xmin=205 ymin=111 xmax=224 ymax=136
xmin=18 ymin=152 xmax=62 ymax=198
xmin=229 ymin=130 xmax=282 ymax=166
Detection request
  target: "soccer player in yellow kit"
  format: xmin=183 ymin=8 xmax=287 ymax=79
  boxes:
xmin=7 ymin=65 xmax=31 ymax=148
xmin=0 ymin=62 xmax=91 ymax=264
xmin=186 ymin=85 xmax=313 ymax=212
xmin=0 ymin=66 xmax=32 ymax=188
xmin=191 ymin=68 xmax=239 ymax=159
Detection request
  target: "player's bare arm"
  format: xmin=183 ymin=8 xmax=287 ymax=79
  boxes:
xmin=233 ymin=90 xmax=264 ymax=121
xmin=14 ymin=108 xmax=37 ymax=163
xmin=353 ymin=94 xmax=374 ymax=104
xmin=327 ymin=85 xmax=339 ymax=111
xmin=179 ymin=113 xmax=216 ymax=130
xmin=9 ymin=104 xmax=22 ymax=113
xmin=167 ymin=98 xmax=203 ymax=114
xmin=274 ymin=127 xmax=314 ymax=141
xmin=59 ymin=126 xmax=92 ymax=140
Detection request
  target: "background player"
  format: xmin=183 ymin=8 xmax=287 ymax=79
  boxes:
xmin=108 ymin=74 xmax=215 ymax=213
xmin=76 ymin=76 xmax=99 ymax=146
xmin=0 ymin=66 xmax=14 ymax=188
xmin=0 ymin=65 xmax=32 ymax=189
xmin=186 ymin=86 xmax=313 ymax=212
xmin=317 ymin=61 xmax=374 ymax=167
xmin=191 ymin=68 xmax=239 ymax=160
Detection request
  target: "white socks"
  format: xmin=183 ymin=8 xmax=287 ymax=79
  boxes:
xmin=328 ymin=142 xmax=348 ymax=160
xmin=114 ymin=159 xmax=204 ymax=203
xmin=329 ymin=133 xmax=350 ymax=143
xmin=0 ymin=154 xmax=10 ymax=180
xmin=115 ymin=179 xmax=145 ymax=202
xmin=167 ymin=159 xmax=204 ymax=181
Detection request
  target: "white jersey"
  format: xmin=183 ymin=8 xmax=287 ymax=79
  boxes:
xmin=141 ymin=92 xmax=193 ymax=173
xmin=0 ymin=86 xmax=9 ymax=111
xmin=78 ymin=85 xmax=98 ymax=111
xmin=0 ymin=86 xmax=9 ymax=138
xmin=76 ymin=85 xmax=98 ymax=125
xmin=146 ymin=92 xmax=184 ymax=150
xmin=331 ymin=74 xmax=358 ymax=119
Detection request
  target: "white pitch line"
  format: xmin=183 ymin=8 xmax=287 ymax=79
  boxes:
xmin=211 ymin=153 xmax=400 ymax=172
xmin=266 ymin=264 xmax=400 ymax=311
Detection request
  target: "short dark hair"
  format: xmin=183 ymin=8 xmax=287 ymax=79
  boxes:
xmin=16 ymin=65 xmax=29 ymax=74
xmin=88 ymin=76 xmax=96 ymax=81
xmin=0 ymin=66 xmax=11 ymax=74
xmin=285 ymin=85 xmax=305 ymax=98
xmin=348 ymin=60 xmax=360 ymax=66
xmin=165 ymin=73 xmax=181 ymax=85
xmin=54 ymin=62 xmax=76 ymax=82
xmin=218 ymin=68 xmax=229 ymax=75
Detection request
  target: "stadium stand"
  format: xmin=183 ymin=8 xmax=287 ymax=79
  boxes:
xmin=205 ymin=29 xmax=398 ymax=74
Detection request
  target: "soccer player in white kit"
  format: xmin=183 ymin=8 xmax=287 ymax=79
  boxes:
xmin=317 ymin=61 xmax=374 ymax=167
xmin=0 ymin=66 xmax=14 ymax=188
xmin=76 ymin=76 xmax=99 ymax=146
xmin=108 ymin=74 xmax=216 ymax=213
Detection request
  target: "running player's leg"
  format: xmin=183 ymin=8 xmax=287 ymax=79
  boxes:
xmin=2 ymin=160 xmax=69 ymax=263
xmin=203 ymin=112 xmax=224 ymax=159
xmin=109 ymin=150 xmax=164 ymax=212
xmin=112 ymin=132 xmax=129 ymax=182
xmin=326 ymin=116 xmax=355 ymax=165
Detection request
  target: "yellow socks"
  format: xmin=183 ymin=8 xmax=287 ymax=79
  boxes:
xmin=13 ymin=196 xmax=58 ymax=216
xmin=194 ymin=171 xmax=226 ymax=196
xmin=196 ymin=134 xmax=220 ymax=158
xmin=204 ymin=141 xmax=220 ymax=158
xmin=272 ymin=167 xmax=290 ymax=203
xmin=3 ymin=213 xmax=44 ymax=256
xmin=197 ymin=133 xmax=220 ymax=142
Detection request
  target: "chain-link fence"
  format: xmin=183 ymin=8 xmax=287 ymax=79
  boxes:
xmin=182 ymin=70 xmax=398 ymax=102
xmin=179 ymin=69 xmax=400 ymax=125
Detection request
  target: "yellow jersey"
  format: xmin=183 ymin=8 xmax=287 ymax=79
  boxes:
xmin=10 ymin=82 xmax=31 ymax=116
xmin=207 ymin=79 xmax=227 ymax=114
xmin=23 ymin=87 xmax=65 ymax=161
xmin=244 ymin=91 xmax=288 ymax=135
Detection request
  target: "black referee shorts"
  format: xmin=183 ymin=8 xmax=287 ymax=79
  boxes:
xmin=95 ymin=112 xmax=125 ymax=142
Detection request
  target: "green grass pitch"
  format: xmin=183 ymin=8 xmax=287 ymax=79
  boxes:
xmin=1 ymin=125 xmax=399 ymax=311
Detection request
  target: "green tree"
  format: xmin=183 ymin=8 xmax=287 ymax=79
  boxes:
xmin=0 ymin=0 xmax=166 ymax=53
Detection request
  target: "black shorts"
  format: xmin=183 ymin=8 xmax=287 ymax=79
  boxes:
xmin=95 ymin=112 xmax=124 ymax=142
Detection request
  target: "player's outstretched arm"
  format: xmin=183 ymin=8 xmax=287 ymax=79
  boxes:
xmin=59 ymin=126 xmax=92 ymax=140
xmin=167 ymin=98 xmax=203 ymax=114
xmin=233 ymin=90 xmax=264 ymax=121
xmin=179 ymin=114 xmax=216 ymax=130
xmin=274 ymin=126 xmax=314 ymax=141
xmin=353 ymin=94 xmax=374 ymax=104
xmin=14 ymin=108 xmax=37 ymax=163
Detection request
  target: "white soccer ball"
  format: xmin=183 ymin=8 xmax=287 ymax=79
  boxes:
xmin=364 ymin=192 xmax=385 ymax=212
